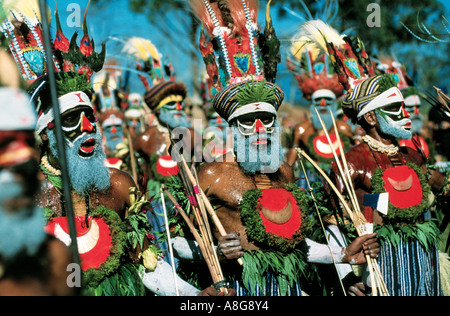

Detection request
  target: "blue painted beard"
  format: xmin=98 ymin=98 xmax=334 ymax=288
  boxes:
xmin=375 ymin=110 xmax=412 ymax=140
xmin=233 ymin=120 xmax=284 ymax=174
xmin=310 ymin=104 xmax=336 ymax=130
xmin=103 ymin=126 xmax=124 ymax=152
xmin=158 ymin=108 xmax=190 ymax=129
xmin=0 ymin=169 xmax=46 ymax=261
xmin=47 ymin=128 xmax=111 ymax=194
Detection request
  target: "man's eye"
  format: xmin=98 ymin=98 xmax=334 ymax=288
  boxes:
xmin=63 ymin=115 xmax=78 ymax=125
xmin=164 ymin=102 xmax=176 ymax=108
xmin=383 ymin=105 xmax=400 ymax=112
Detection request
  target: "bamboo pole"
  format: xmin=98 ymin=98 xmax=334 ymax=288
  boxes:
xmin=162 ymin=186 xmax=226 ymax=291
xmin=307 ymin=109 xmax=389 ymax=296
xmin=38 ymin=0 xmax=81 ymax=279
xmin=298 ymin=158 xmax=347 ymax=295
xmin=326 ymin=110 xmax=389 ymax=296
xmin=312 ymin=109 xmax=376 ymax=295
xmin=296 ymin=148 xmax=388 ymax=296
xmin=181 ymin=156 xmax=244 ymax=265
xmin=126 ymin=126 xmax=138 ymax=183
xmin=160 ymin=188 xmax=179 ymax=296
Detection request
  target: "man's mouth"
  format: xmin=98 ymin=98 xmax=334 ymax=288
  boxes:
xmin=79 ymin=138 xmax=96 ymax=156
xmin=403 ymin=122 xmax=411 ymax=130
xmin=253 ymin=138 xmax=268 ymax=145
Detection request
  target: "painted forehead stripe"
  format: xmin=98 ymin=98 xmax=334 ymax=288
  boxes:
xmin=35 ymin=91 xmax=93 ymax=134
xmin=357 ymin=87 xmax=404 ymax=118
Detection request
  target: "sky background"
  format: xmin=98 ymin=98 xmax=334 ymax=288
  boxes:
xmin=46 ymin=0 xmax=450 ymax=106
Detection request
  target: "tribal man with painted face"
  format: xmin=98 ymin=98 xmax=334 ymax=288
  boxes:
xmin=292 ymin=19 xmax=450 ymax=296
xmin=285 ymin=25 xmax=354 ymax=169
xmin=133 ymin=81 xmax=204 ymax=193
xmin=196 ymin=80 xmax=379 ymax=296
xmin=189 ymin=0 xmax=379 ymax=296
xmin=28 ymin=74 xmax=143 ymax=293
xmin=398 ymin=87 xmax=434 ymax=161
xmin=329 ymin=73 xmax=449 ymax=296
xmin=31 ymin=74 xmax=136 ymax=220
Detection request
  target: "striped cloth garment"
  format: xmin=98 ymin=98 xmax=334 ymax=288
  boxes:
xmin=377 ymin=238 xmax=443 ymax=296
xmin=230 ymin=276 xmax=303 ymax=296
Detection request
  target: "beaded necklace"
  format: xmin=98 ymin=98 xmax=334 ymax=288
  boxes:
xmin=362 ymin=135 xmax=399 ymax=156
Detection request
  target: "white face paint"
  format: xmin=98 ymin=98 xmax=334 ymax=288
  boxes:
xmin=236 ymin=114 xmax=276 ymax=136
xmin=376 ymin=102 xmax=412 ymax=140
xmin=378 ymin=103 xmax=411 ymax=132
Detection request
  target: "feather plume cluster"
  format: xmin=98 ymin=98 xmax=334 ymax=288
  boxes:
xmin=121 ymin=36 xmax=174 ymax=88
xmin=121 ymin=37 xmax=160 ymax=63
xmin=292 ymin=19 xmax=343 ymax=56
xmin=1 ymin=0 xmax=104 ymax=81
xmin=190 ymin=0 xmax=280 ymax=93
xmin=297 ymin=19 xmax=375 ymax=91
xmin=288 ymin=20 xmax=344 ymax=99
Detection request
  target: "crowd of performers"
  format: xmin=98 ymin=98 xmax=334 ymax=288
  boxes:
xmin=0 ymin=0 xmax=449 ymax=296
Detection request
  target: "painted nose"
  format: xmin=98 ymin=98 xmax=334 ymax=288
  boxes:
xmin=81 ymin=114 xmax=94 ymax=132
xmin=402 ymin=103 xmax=411 ymax=118
xmin=176 ymin=102 xmax=182 ymax=111
xmin=254 ymin=119 xmax=266 ymax=133
xmin=110 ymin=126 xmax=117 ymax=134
xmin=414 ymin=106 xmax=420 ymax=115
xmin=216 ymin=116 xmax=222 ymax=125
xmin=319 ymin=98 xmax=327 ymax=106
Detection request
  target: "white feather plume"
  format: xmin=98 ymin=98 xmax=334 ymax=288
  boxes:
xmin=291 ymin=19 xmax=343 ymax=65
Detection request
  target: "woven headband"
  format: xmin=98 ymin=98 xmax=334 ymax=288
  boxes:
xmin=143 ymin=81 xmax=187 ymax=111
xmin=212 ymin=81 xmax=284 ymax=122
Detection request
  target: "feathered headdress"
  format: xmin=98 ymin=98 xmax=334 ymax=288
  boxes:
xmin=1 ymin=0 xmax=105 ymax=82
xmin=121 ymin=36 xmax=173 ymax=87
xmin=190 ymin=0 xmax=284 ymax=122
xmin=288 ymin=19 xmax=344 ymax=100
xmin=92 ymin=59 xmax=122 ymax=113
xmin=375 ymin=54 xmax=413 ymax=90
xmin=1 ymin=0 xmax=106 ymax=134
xmin=0 ymin=20 xmax=37 ymax=133
xmin=302 ymin=20 xmax=403 ymax=123
xmin=0 ymin=0 xmax=52 ymax=80
xmin=121 ymin=36 xmax=186 ymax=113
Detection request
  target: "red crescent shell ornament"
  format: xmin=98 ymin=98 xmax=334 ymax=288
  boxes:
xmin=313 ymin=134 xmax=343 ymax=159
xmin=155 ymin=155 xmax=179 ymax=177
xmin=258 ymin=188 xmax=302 ymax=238
xmin=382 ymin=165 xmax=423 ymax=209
xmin=45 ymin=216 xmax=113 ymax=271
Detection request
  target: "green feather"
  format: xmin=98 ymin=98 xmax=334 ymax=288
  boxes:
xmin=377 ymin=74 xmax=398 ymax=93
xmin=235 ymin=79 xmax=277 ymax=107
